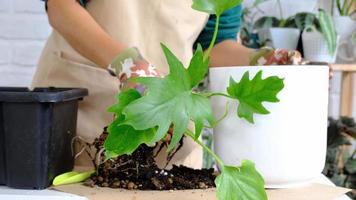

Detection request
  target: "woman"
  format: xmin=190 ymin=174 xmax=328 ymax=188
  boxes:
xmin=33 ymin=0 xmax=300 ymax=168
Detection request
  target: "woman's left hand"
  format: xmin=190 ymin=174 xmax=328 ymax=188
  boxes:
xmin=250 ymin=48 xmax=302 ymax=66
xmin=250 ymin=47 xmax=333 ymax=80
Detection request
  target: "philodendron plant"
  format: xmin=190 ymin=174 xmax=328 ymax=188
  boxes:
xmin=54 ymin=0 xmax=285 ymax=199
xmin=103 ymin=1 xmax=284 ymax=200
xmin=254 ymin=9 xmax=337 ymax=56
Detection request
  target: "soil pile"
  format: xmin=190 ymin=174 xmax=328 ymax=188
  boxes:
xmin=85 ymin=130 xmax=216 ymax=190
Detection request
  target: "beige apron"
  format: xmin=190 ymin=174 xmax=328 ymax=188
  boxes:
xmin=32 ymin=0 xmax=209 ymax=168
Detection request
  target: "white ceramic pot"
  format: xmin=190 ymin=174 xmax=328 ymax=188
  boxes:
xmin=258 ymin=28 xmax=300 ymax=50
xmin=209 ymin=65 xmax=329 ymax=188
xmin=302 ymin=30 xmax=339 ymax=63
xmin=334 ymin=16 xmax=356 ymax=63
xmin=334 ymin=16 xmax=356 ymax=39
xmin=338 ymin=39 xmax=356 ymax=63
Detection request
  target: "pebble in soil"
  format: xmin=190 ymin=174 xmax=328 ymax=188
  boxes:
xmin=85 ymin=130 xmax=216 ymax=190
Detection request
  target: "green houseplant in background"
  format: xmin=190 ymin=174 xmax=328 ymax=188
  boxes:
xmin=333 ymin=0 xmax=356 ymax=63
xmin=240 ymin=0 xmax=267 ymax=48
xmin=253 ymin=15 xmax=301 ymax=50
xmin=336 ymin=0 xmax=356 ymax=16
xmin=301 ymin=9 xmax=338 ymax=63
xmin=54 ymin=0 xmax=285 ymax=199
xmin=273 ymin=10 xmax=338 ymax=59
xmin=323 ymin=117 xmax=356 ymax=199
xmin=253 ymin=8 xmax=338 ymax=61
xmin=253 ymin=0 xmax=301 ymax=50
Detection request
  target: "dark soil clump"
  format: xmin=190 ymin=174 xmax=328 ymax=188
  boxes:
xmin=84 ymin=129 xmax=216 ymax=190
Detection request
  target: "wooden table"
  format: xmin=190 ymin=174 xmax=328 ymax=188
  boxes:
xmin=0 ymin=175 xmax=350 ymax=200
xmin=331 ymin=64 xmax=356 ymax=117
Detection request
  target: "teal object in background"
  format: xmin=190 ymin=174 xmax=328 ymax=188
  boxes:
xmin=195 ymin=5 xmax=242 ymax=50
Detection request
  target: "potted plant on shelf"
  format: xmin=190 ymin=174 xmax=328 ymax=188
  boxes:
xmin=240 ymin=0 xmax=267 ymax=48
xmin=253 ymin=0 xmax=301 ymax=50
xmin=302 ymin=10 xmax=339 ymax=63
xmin=338 ymin=31 xmax=356 ymax=63
xmin=334 ymin=0 xmax=356 ymax=63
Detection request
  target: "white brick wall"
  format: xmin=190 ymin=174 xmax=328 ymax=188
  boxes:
xmin=0 ymin=0 xmax=51 ymax=87
xmin=0 ymin=0 xmax=354 ymax=117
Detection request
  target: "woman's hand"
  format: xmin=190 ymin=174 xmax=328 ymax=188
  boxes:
xmin=108 ymin=47 xmax=160 ymax=91
xmin=249 ymin=48 xmax=302 ymax=66
xmin=208 ymin=41 xmax=302 ymax=67
xmin=250 ymin=48 xmax=333 ymax=80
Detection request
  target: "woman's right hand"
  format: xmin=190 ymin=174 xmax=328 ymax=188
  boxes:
xmin=108 ymin=47 xmax=160 ymax=92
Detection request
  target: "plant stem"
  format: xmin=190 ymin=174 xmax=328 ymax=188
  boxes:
xmin=342 ymin=0 xmax=348 ymax=15
xmin=337 ymin=0 xmax=343 ymax=15
xmin=215 ymin=102 xmax=229 ymax=124
xmin=202 ymin=92 xmax=235 ymax=99
xmin=185 ymin=129 xmax=224 ymax=167
xmin=346 ymin=0 xmax=356 ymax=15
xmin=277 ymin=0 xmax=284 ymax=19
xmin=204 ymin=15 xmax=220 ymax=61
xmin=205 ymin=102 xmax=230 ymax=129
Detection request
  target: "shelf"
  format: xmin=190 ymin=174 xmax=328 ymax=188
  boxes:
xmin=330 ymin=64 xmax=356 ymax=117
xmin=331 ymin=64 xmax=356 ymax=72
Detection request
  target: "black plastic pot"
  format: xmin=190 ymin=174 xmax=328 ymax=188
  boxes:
xmin=0 ymin=87 xmax=88 ymax=189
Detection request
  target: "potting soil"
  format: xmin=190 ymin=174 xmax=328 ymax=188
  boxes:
xmin=86 ymin=131 xmax=216 ymax=190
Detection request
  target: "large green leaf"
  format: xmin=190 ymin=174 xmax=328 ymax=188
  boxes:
xmin=105 ymin=89 xmax=156 ymax=157
xmin=294 ymin=12 xmax=317 ymax=30
xmin=215 ymin=160 xmax=267 ymax=200
xmin=337 ymin=0 xmax=344 ymax=15
xmin=253 ymin=16 xmax=280 ymax=30
xmin=192 ymin=0 xmax=243 ymax=16
xmin=319 ymin=9 xmax=337 ymax=55
xmin=105 ymin=115 xmax=155 ymax=156
xmin=187 ymin=44 xmax=209 ymax=88
xmin=107 ymin=89 xmax=142 ymax=114
xmin=227 ymin=71 xmax=284 ymax=123
xmin=123 ymin=44 xmax=214 ymax=151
